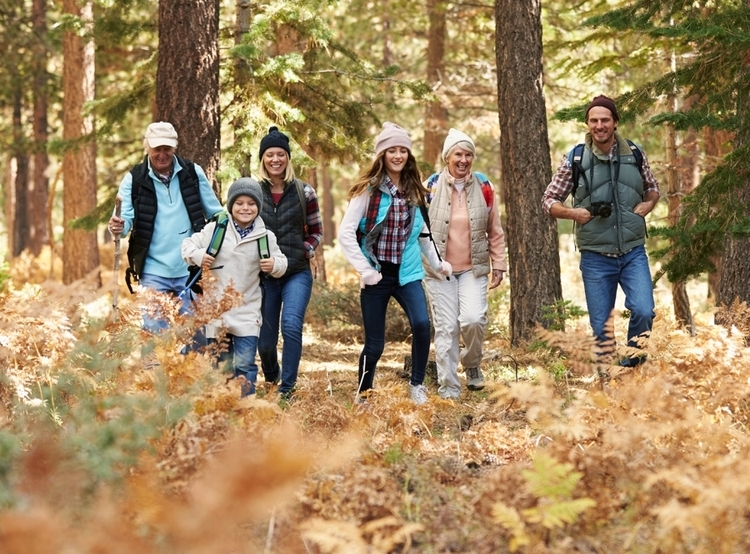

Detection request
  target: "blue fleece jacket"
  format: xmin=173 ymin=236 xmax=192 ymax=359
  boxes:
xmin=117 ymin=157 xmax=223 ymax=278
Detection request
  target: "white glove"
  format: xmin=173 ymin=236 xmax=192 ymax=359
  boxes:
xmin=440 ymin=260 xmax=453 ymax=277
xmin=360 ymin=269 xmax=383 ymax=288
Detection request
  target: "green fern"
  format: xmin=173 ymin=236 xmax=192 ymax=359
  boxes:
xmin=494 ymin=453 xmax=596 ymax=550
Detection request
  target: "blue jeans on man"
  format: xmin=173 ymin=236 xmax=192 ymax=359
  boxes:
xmin=138 ymin=273 xmax=207 ymax=351
xmin=358 ymin=274 xmax=431 ymax=392
xmin=579 ymin=245 xmax=655 ymax=365
xmin=259 ymin=269 xmax=313 ymax=394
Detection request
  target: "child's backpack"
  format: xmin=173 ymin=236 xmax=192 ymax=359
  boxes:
xmin=184 ymin=211 xmax=229 ymax=295
xmin=568 ymin=140 xmax=643 ymax=197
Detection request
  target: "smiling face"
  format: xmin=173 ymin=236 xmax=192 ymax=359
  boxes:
xmin=586 ymin=106 xmax=617 ymax=151
xmin=148 ymin=145 xmax=176 ymax=175
xmin=231 ymin=195 xmax=259 ymax=229
xmin=384 ymin=146 xmax=410 ymax=179
xmin=262 ymin=147 xmax=289 ymax=181
xmin=445 ymin=146 xmax=474 ymax=180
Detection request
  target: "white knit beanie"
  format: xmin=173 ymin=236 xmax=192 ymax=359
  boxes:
xmin=441 ymin=128 xmax=476 ymax=162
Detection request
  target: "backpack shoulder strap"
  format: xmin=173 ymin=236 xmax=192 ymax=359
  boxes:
xmin=418 ymin=203 xmax=443 ymax=263
xmin=293 ymin=179 xmax=309 ymax=234
xmin=418 ymin=204 xmax=432 ymax=233
xmin=568 ymin=143 xmax=585 ymax=197
xmin=206 ymin=211 xmax=229 ymax=257
xmin=625 ymin=139 xmax=644 ymax=171
xmin=257 ymin=233 xmax=270 ymax=259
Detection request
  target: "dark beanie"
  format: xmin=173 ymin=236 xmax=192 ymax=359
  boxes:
xmin=259 ymin=126 xmax=291 ymax=158
xmin=227 ymin=177 xmax=263 ymax=213
xmin=585 ymin=95 xmax=619 ymax=122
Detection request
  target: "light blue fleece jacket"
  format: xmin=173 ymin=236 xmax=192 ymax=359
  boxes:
xmin=116 ymin=157 xmax=223 ymax=278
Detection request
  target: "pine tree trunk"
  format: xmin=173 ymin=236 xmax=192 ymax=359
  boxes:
xmin=666 ymin=92 xmax=693 ymax=332
xmin=234 ymin=0 xmax=252 ymax=87
xmin=321 ymin=163 xmax=334 ymax=250
xmin=495 ymin=0 xmax=561 ymax=345
xmin=232 ymin=0 xmax=253 ymax=176
xmin=156 ymin=0 xmax=221 ymax=197
xmin=62 ymin=0 xmax=100 ymax=285
xmin=29 ymin=0 xmax=49 ymax=256
xmin=717 ymin=64 xmax=750 ymax=312
xmin=423 ymin=0 xmax=448 ymax=171
xmin=12 ymin=87 xmax=29 ymax=257
xmin=703 ymin=127 xmax=733 ymax=301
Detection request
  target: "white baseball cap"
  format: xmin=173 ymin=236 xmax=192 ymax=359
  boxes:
xmin=144 ymin=121 xmax=178 ymax=149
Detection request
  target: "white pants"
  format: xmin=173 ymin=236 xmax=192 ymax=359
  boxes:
xmin=425 ymin=270 xmax=488 ymax=398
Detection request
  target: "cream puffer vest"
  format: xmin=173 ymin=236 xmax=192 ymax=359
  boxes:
xmin=426 ymin=170 xmax=491 ymax=277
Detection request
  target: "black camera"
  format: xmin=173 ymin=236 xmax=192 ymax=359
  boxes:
xmin=586 ymin=201 xmax=612 ymax=218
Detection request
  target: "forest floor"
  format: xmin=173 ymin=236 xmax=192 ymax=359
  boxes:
xmin=1 ymin=243 xmax=749 ymax=553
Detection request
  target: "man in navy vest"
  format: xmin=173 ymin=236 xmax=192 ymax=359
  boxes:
xmin=542 ymin=95 xmax=660 ymax=368
xmin=108 ymin=122 xmax=223 ymax=340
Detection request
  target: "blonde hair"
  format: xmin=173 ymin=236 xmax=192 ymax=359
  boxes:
xmin=257 ymin=150 xmax=296 ymax=183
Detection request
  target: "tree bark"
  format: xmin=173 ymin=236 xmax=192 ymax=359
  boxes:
xmin=666 ymin=91 xmax=694 ymax=333
xmin=12 ymin=86 xmax=29 ymax=257
xmin=321 ymin=162 xmax=334 ymax=251
xmin=62 ymin=0 xmax=100 ymax=285
xmin=29 ymin=0 xmax=49 ymax=256
xmin=423 ymin=0 xmax=448 ymax=171
xmin=156 ymin=0 xmax=221 ymax=196
xmin=717 ymin=60 xmax=750 ymax=311
xmin=495 ymin=0 xmax=561 ymax=345
xmin=703 ymin=127 xmax=733 ymax=301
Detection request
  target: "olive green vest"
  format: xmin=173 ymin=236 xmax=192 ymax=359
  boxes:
xmin=573 ymin=134 xmax=646 ymax=255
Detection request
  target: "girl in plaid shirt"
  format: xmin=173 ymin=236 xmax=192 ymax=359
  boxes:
xmin=338 ymin=123 xmax=452 ymax=405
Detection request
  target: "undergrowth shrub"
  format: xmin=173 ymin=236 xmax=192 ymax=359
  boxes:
xmin=4 ymin=263 xmax=750 ymax=554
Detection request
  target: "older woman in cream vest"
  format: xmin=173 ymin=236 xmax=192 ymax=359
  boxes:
xmin=423 ymin=129 xmax=507 ymax=399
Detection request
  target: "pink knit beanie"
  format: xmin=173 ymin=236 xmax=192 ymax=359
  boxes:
xmin=374 ymin=122 xmax=412 ymax=156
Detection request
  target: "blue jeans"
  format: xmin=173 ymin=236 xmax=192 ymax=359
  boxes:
xmin=359 ymin=274 xmax=431 ymax=392
xmin=217 ymin=334 xmax=259 ymax=396
xmin=258 ymin=269 xmax=313 ymax=394
xmin=579 ymin=245 xmax=655 ymax=362
xmin=139 ymin=273 xmax=206 ymax=350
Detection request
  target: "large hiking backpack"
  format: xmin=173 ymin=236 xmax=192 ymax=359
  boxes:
xmin=568 ymin=140 xmax=643 ymax=197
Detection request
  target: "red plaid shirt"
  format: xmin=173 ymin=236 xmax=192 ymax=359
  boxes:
xmin=374 ymin=180 xmax=411 ymax=264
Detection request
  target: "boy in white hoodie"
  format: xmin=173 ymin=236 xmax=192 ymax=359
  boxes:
xmin=182 ymin=178 xmax=287 ymax=396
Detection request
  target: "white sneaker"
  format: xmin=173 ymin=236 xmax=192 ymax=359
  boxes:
xmin=410 ymin=384 xmax=429 ymax=405
xmin=466 ymin=367 xmax=485 ymax=391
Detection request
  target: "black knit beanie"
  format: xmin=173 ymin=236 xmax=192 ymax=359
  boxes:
xmin=259 ymin=126 xmax=291 ymax=158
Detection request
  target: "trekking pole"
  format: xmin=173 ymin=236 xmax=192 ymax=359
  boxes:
xmin=179 ymin=267 xmax=203 ymax=300
xmin=112 ymin=196 xmax=122 ymax=320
